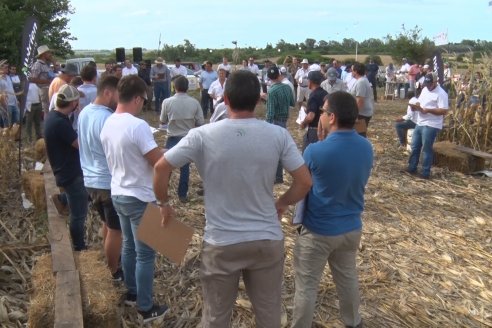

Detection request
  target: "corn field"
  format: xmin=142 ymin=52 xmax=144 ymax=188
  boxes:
xmin=444 ymin=54 xmax=492 ymax=152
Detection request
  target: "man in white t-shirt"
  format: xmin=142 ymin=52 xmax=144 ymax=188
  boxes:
xmin=295 ymin=59 xmax=311 ymax=109
xmin=122 ymin=59 xmax=138 ymax=76
xmin=153 ymin=70 xmax=312 ymax=327
xmin=406 ymin=72 xmax=448 ymax=179
xmin=208 ymin=68 xmax=227 ymax=109
xmin=217 ymin=57 xmax=232 ymax=75
xmin=170 ymin=58 xmax=188 ymax=78
xmin=100 ymin=75 xmax=167 ymax=323
xmin=247 ymin=57 xmax=260 ymax=76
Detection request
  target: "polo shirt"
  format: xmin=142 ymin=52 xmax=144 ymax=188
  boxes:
xmin=306 ymin=87 xmax=328 ymax=128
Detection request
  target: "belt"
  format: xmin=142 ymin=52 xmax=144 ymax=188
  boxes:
xmin=300 ymin=85 xmax=308 ymax=88
xmin=308 ymin=127 xmax=317 ymax=130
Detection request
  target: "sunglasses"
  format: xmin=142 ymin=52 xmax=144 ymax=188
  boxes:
xmin=139 ymin=95 xmax=148 ymax=106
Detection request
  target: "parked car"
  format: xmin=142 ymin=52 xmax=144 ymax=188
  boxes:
xmin=166 ymin=64 xmax=199 ymax=91
xmin=65 ymin=57 xmax=95 ymax=76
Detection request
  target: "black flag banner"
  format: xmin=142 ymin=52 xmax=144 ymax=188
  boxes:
xmin=432 ymin=50 xmax=444 ymax=85
xmin=17 ymin=16 xmax=39 ymax=175
xmin=20 ymin=16 xmax=39 ymax=114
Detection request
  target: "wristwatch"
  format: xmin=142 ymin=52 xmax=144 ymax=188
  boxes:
xmin=156 ymin=199 xmax=171 ymax=207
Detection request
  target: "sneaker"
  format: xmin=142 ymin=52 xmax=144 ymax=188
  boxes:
xmin=124 ymin=293 xmax=137 ymax=307
xmin=138 ymin=304 xmax=168 ymax=324
xmin=196 ymin=188 xmax=204 ymax=196
xmin=51 ymin=194 xmax=69 ymax=216
xmin=111 ymin=268 xmax=124 ymax=282
xmin=179 ymin=196 xmax=189 ymax=203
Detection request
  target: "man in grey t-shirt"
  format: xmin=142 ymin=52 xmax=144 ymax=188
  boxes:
xmin=349 ymin=62 xmax=374 ymax=138
xmin=153 ymin=70 xmax=312 ymax=328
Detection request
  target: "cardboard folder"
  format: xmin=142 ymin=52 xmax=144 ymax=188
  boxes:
xmin=137 ymin=203 xmax=195 ymax=265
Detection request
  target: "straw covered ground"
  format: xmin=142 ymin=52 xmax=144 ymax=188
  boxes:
xmin=0 ymin=94 xmax=491 ymax=327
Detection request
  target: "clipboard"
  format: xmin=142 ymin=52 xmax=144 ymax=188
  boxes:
xmin=137 ymin=203 xmax=195 ymax=265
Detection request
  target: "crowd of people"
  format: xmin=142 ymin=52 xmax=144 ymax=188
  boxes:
xmin=1 ymin=43 xmax=457 ymax=326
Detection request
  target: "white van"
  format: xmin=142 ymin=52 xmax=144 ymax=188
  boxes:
xmin=65 ymin=57 xmax=95 ymax=75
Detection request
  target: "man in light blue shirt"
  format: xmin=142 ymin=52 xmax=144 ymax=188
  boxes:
xmin=199 ymin=61 xmax=218 ymax=118
xmin=77 ymin=75 xmax=123 ymax=281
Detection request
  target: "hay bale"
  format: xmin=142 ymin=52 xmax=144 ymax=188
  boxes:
xmin=28 ymin=251 xmax=120 ymax=328
xmin=75 ymin=251 xmax=121 ymax=328
xmin=34 ymin=139 xmax=46 ymax=162
xmin=21 ymin=170 xmax=46 ymax=212
xmin=433 ymin=141 xmax=484 ymax=173
xmin=10 ymin=123 xmax=21 ymax=141
xmin=28 ymin=254 xmax=55 ymax=328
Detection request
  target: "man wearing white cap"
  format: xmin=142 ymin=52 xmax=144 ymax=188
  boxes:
xmin=29 ymin=45 xmax=54 ymax=117
xmin=294 ymin=59 xmax=311 ymax=109
xmin=321 ymin=67 xmax=347 ymax=94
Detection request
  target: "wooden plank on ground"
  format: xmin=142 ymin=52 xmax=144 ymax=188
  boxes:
xmin=43 ymin=160 xmax=76 ymax=273
xmin=54 ymin=270 xmax=84 ymax=328
xmin=455 ymin=145 xmax=492 ymax=160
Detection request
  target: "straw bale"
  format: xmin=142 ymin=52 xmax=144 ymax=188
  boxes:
xmin=75 ymin=250 xmax=120 ymax=328
xmin=28 ymin=254 xmax=55 ymax=328
xmin=21 ymin=171 xmax=46 ymax=212
xmin=9 ymin=124 xmax=20 ymax=141
xmin=34 ymin=139 xmax=46 ymax=163
xmin=28 ymin=251 xmax=120 ymax=328
xmin=433 ymin=141 xmax=484 ymax=173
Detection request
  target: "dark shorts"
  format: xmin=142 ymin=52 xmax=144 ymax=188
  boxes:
xmin=86 ymin=188 xmax=121 ymax=230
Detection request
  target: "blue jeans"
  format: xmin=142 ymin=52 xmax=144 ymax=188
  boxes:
xmin=7 ymin=105 xmax=20 ymax=126
xmin=395 ymin=119 xmax=416 ymax=146
xmin=154 ymin=82 xmax=169 ymax=112
xmin=267 ymin=119 xmax=287 ymax=182
xmin=408 ymin=125 xmax=439 ymax=177
xmin=63 ymin=175 xmax=88 ymax=251
xmin=201 ymin=89 xmax=213 ymax=118
xmin=112 ymin=195 xmax=155 ymax=311
xmin=166 ymin=136 xmax=189 ymax=198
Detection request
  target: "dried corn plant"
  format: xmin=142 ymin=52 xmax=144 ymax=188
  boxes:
xmin=444 ymin=53 xmax=492 ymax=152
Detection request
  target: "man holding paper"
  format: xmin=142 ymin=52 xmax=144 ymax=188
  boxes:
xmin=153 ymin=70 xmax=312 ymax=328
xmin=291 ymin=91 xmax=373 ymax=328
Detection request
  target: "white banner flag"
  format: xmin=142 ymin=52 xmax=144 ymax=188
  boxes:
xmin=434 ymin=30 xmax=448 ymax=46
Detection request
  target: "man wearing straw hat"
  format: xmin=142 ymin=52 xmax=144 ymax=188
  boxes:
xmin=292 ymin=91 xmax=373 ymax=328
xmin=153 ymin=70 xmax=312 ymax=328
xmin=151 ymin=57 xmax=170 ymax=113
xmin=29 ymin=45 xmax=54 ymax=117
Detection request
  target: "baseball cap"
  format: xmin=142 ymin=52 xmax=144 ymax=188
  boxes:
xmin=61 ymin=62 xmax=78 ymax=76
xmin=280 ymin=66 xmax=287 ymax=74
xmin=267 ymin=66 xmax=280 ymax=79
xmin=307 ymin=70 xmax=324 ymax=85
xmin=424 ymin=72 xmax=438 ymax=85
xmin=327 ymin=67 xmax=338 ymax=81
xmin=57 ymin=84 xmax=80 ymax=102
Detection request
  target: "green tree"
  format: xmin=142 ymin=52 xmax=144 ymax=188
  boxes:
xmin=0 ymin=0 xmax=75 ymax=65
xmin=385 ymin=24 xmax=435 ymax=65
xmin=304 ymin=38 xmax=316 ymax=49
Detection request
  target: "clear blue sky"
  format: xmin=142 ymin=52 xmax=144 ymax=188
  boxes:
xmin=68 ymin=0 xmax=492 ymax=50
